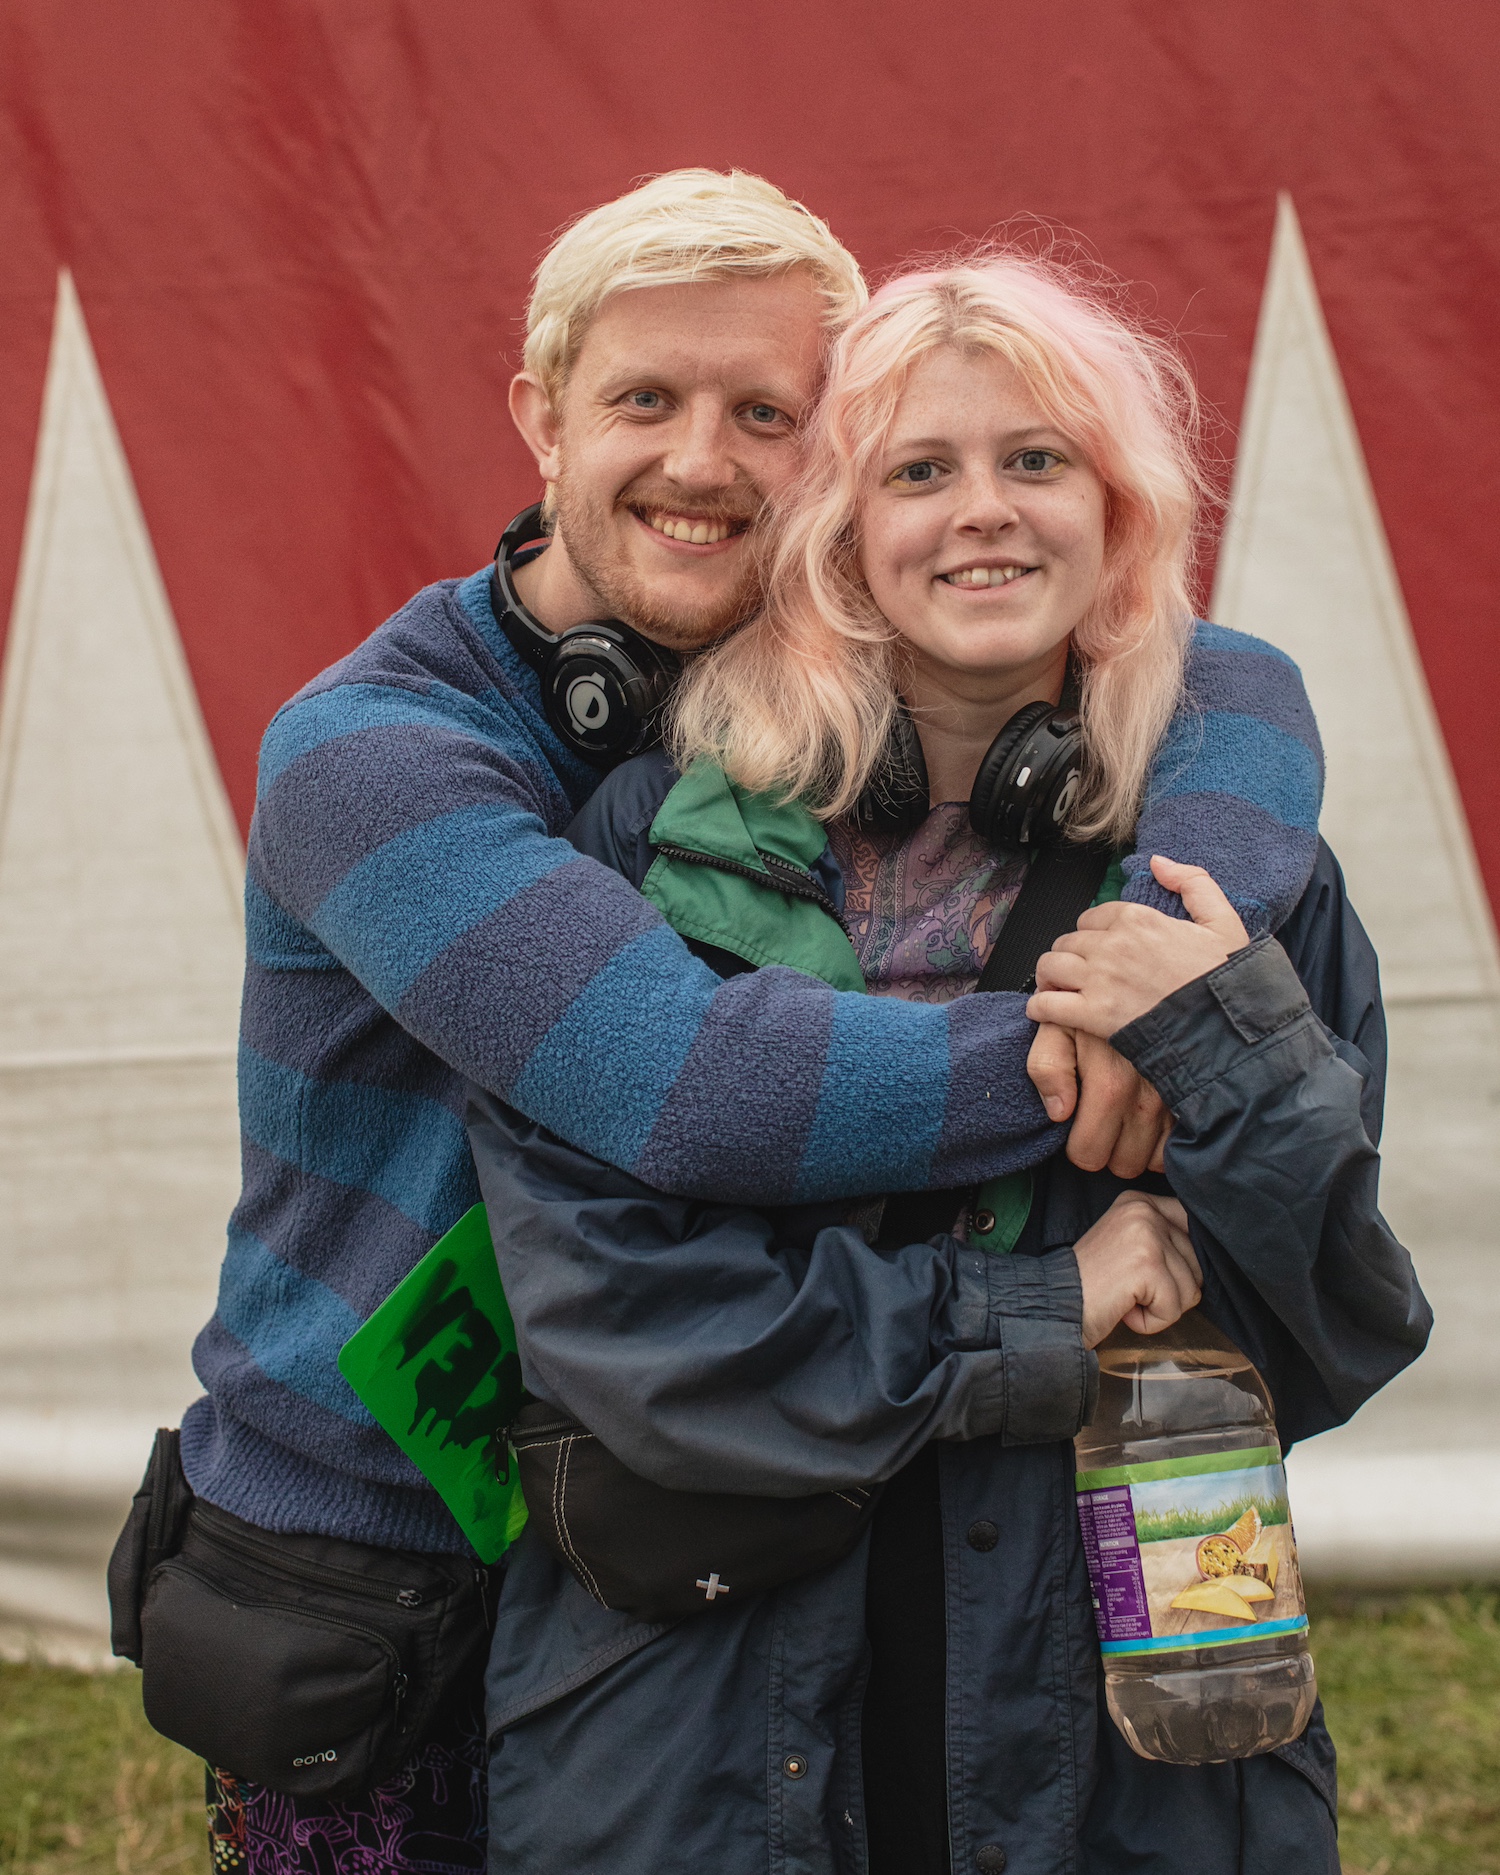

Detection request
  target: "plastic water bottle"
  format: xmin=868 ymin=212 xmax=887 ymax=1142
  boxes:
xmin=1074 ymin=1311 xmax=1317 ymax=1764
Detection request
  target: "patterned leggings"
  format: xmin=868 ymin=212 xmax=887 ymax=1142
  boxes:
xmin=205 ymin=1714 xmax=487 ymax=1875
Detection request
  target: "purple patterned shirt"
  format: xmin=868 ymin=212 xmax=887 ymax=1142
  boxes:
xmin=829 ymin=804 xmax=1029 ymax=1005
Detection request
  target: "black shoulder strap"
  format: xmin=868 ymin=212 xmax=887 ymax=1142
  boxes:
xmin=974 ymin=842 xmax=1114 ymax=995
xmin=873 ymin=842 xmax=1114 ymax=1249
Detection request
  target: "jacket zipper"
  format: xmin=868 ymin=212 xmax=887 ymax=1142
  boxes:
xmin=653 ymin=841 xmax=850 ymax=934
xmin=190 ymin=1505 xmax=445 ymax=1609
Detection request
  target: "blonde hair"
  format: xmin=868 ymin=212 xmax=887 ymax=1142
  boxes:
xmin=669 ymin=250 xmax=1206 ymax=842
xmin=523 ymin=169 xmax=868 ymax=403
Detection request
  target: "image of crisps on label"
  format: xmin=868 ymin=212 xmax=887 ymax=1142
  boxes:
xmin=1240 ymin=1528 xmax=1281 ymax=1589
xmin=1171 ymin=1581 xmax=1261 ymax=1619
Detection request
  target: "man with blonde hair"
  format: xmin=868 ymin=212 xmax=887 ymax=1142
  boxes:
xmin=139 ymin=170 xmax=1140 ymax=1870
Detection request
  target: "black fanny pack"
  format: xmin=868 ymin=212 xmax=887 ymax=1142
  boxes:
xmin=509 ymin=1402 xmax=879 ymax=1622
xmin=108 ymin=1430 xmax=496 ymax=1799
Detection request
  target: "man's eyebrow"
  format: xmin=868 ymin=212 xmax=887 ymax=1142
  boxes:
xmin=591 ymin=366 xmax=809 ymax=406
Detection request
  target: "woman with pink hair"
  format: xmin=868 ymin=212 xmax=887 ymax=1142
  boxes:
xmin=468 ymin=252 xmax=1425 ymax=1872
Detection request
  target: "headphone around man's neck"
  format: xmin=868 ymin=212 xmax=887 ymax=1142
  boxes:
xmin=489 ymin=503 xmax=680 ymax=766
xmin=854 ymin=694 xmax=1087 ymax=849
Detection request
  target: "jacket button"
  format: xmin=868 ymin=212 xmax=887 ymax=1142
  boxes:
xmin=967 ymin=1520 xmax=999 ymax=1552
xmin=975 ymin=1848 xmax=1007 ymax=1873
xmin=782 ymin=1754 xmax=808 ymax=1779
xmin=973 ymin=1208 xmax=997 ymax=1235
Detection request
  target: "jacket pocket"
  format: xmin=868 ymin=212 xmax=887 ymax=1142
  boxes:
xmin=141 ymin=1557 xmax=404 ymax=1795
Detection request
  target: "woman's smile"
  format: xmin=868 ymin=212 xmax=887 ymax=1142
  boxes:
xmin=858 ymin=344 xmax=1106 ymax=691
xmin=938 ymin=561 xmax=1038 ymax=588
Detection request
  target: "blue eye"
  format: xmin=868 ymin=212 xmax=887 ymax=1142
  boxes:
xmin=1014 ymin=448 xmax=1063 ymax=474
xmin=747 ymin=403 xmax=781 ymax=425
xmin=893 ymin=461 xmax=938 ymax=485
xmin=629 ymin=390 xmax=662 ymax=409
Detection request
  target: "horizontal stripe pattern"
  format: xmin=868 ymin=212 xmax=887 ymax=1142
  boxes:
xmin=212 ymin=1229 xmax=376 ymax=1427
xmin=188 ymin=583 xmax=1326 ymax=1548
xmin=1144 ymin=712 xmax=1322 ymax=832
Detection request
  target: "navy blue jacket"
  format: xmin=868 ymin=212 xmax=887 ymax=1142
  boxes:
xmin=469 ymin=766 xmax=1429 ymax=1875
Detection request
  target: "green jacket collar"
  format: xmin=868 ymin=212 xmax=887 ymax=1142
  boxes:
xmin=642 ymin=762 xmax=866 ymax=993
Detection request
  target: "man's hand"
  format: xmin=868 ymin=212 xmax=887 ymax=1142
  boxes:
xmin=1028 ymin=1025 xmax=1170 ymax=1176
xmin=1027 ymin=856 xmax=1251 ymax=1040
xmin=1074 ymin=1191 xmax=1202 ymax=1348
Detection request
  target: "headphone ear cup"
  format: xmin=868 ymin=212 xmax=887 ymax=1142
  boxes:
xmin=969 ymin=702 xmax=1086 ymax=848
xmin=541 ymin=629 xmax=677 ymax=765
xmin=852 ymin=708 xmax=930 ymax=836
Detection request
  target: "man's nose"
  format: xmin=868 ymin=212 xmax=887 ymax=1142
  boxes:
xmin=659 ymin=399 xmax=738 ymax=493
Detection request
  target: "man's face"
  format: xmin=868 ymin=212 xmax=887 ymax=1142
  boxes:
xmin=531 ymin=273 xmax=827 ymax=651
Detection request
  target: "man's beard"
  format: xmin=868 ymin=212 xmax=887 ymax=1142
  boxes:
xmin=550 ymin=472 xmax=766 ymax=652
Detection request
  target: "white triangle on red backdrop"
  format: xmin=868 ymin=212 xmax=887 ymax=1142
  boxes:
xmin=0 ymin=272 xmax=242 ymax=1648
xmin=1214 ymin=196 xmax=1500 ymax=1577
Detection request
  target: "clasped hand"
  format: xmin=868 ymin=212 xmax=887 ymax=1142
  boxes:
xmin=1024 ymin=857 xmax=1251 ymax=1177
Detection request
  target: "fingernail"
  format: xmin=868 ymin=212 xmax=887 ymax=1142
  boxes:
xmin=1045 ymin=1096 xmax=1066 ymax=1119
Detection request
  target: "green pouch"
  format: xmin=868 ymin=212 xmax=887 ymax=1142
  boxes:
xmin=337 ymin=1204 xmax=529 ymax=1563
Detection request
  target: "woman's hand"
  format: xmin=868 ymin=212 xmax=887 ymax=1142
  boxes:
xmin=1074 ymin=1191 xmax=1201 ymax=1347
xmin=1028 ymin=1025 xmax=1170 ymax=1175
xmin=1026 ymin=856 xmax=1250 ymax=1040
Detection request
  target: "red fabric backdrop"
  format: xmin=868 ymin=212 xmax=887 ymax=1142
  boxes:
xmin=2 ymin=1 xmax=1497 ymax=888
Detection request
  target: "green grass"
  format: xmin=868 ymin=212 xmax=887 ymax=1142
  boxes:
xmin=1134 ymin=1492 xmax=1289 ymax=1543
xmin=0 ymin=1661 xmax=201 ymax=1875
xmin=1 ymin=1589 xmax=1497 ymax=1873
xmin=1311 ymin=1586 xmax=1500 ymax=1875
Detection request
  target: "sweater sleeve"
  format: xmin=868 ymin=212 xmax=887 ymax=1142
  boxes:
xmin=1122 ymin=621 xmax=1325 ymax=936
xmin=248 ymin=653 xmax=1061 ymax=1208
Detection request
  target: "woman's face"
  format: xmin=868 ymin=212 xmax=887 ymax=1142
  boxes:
xmin=859 ymin=346 xmax=1107 ymax=697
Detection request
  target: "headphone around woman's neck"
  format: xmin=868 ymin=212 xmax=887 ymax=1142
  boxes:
xmin=853 ymin=695 xmax=1086 ymax=848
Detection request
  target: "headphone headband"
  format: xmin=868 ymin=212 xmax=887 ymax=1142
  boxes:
xmin=488 ymin=503 xmax=679 ymax=766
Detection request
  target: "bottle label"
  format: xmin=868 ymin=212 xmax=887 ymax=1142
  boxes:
xmin=1075 ymin=1445 xmax=1308 ymax=1655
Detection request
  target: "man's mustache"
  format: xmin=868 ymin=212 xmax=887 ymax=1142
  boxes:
xmin=619 ymin=486 xmax=766 ymax=529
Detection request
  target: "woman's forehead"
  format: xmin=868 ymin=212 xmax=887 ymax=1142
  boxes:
xmin=883 ymin=345 xmax=1071 ymax=446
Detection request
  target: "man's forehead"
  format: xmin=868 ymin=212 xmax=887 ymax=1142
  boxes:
xmin=573 ymin=274 xmax=828 ymax=394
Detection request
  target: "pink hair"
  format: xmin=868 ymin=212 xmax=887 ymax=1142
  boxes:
xmin=668 ymin=249 xmax=1207 ymax=841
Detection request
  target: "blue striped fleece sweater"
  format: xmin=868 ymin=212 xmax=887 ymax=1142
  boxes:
xmin=181 ymin=574 xmax=1323 ymax=1551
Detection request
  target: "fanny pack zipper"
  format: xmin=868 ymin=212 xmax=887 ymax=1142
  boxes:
xmin=190 ymin=1504 xmax=450 ymax=1609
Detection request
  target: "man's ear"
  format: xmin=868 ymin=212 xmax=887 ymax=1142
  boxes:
xmin=509 ymin=373 xmax=563 ymax=482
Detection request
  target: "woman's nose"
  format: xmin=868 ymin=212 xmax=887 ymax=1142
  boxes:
xmin=953 ymin=470 xmax=1020 ymax=533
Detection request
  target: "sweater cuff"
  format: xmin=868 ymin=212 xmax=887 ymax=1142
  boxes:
xmin=1119 ymin=872 xmax=1190 ymax=920
xmin=1110 ymin=936 xmax=1315 ymax=1110
xmin=951 ymin=1245 xmax=1097 ymax=1445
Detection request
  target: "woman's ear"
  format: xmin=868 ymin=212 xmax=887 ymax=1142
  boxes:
xmin=509 ymin=373 xmax=564 ymax=482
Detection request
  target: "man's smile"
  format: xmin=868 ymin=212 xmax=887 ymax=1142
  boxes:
xmin=630 ymin=507 xmax=751 ymax=550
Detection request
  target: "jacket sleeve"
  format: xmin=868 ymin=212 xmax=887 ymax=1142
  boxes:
xmin=466 ymin=1091 xmax=1097 ymax=1493
xmin=1111 ymin=852 xmax=1431 ymax=1443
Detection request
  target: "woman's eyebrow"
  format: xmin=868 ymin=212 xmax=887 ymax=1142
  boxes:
xmin=882 ymin=426 xmax=1072 ymax=457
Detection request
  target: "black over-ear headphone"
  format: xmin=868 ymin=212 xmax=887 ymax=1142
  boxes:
xmin=855 ymin=697 xmax=1087 ymax=848
xmin=489 ymin=504 xmax=680 ymax=766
